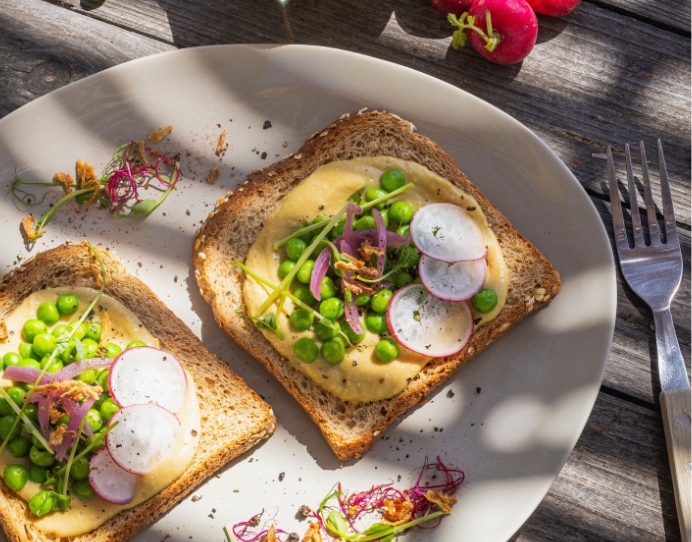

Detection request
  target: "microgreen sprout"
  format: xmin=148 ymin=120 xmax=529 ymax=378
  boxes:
xmin=226 ymin=457 xmax=464 ymax=542
xmin=11 ymin=141 xmax=181 ymax=242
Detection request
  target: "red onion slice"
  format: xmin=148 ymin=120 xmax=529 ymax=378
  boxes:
xmin=342 ymin=203 xmax=362 ymax=251
xmin=372 ymin=209 xmax=387 ymax=277
xmin=51 ymin=358 xmax=113 ymax=383
xmin=3 ymin=366 xmax=49 ymax=385
xmin=309 ymin=247 xmax=331 ymax=301
xmin=342 ymin=279 xmax=364 ymax=335
xmin=334 ymin=230 xmax=409 ymax=249
xmin=55 ymin=396 xmax=95 ymax=461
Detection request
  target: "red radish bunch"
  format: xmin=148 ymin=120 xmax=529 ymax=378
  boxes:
xmin=439 ymin=0 xmax=580 ymax=65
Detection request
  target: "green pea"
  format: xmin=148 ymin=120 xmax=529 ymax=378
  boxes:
xmin=296 ymin=260 xmax=315 ymax=284
xmin=365 ymin=188 xmax=388 ymax=210
xmin=77 ymin=368 xmax=98 ymax=385
xmin=396 ymin=224 xmax=410 ymax=237
xmin=23 ymin=403 xmax=38 ymax=423
xmin=103 ymin=343 xmax=122 ymax=359
xmin=293 ymin=337 xmax=319 ymax=364
xmin=22 ymin=319 xmax=47 ymax=343
xmin=126 ymin=340 xmax=146 ymax=350
xmin=8 ymin=436 xmax=31 ymax=457
xmin=370 ymin=289 xmax=393 ymax=314
xmin=341 ymin=321 xmax=366 ymax=345
xmin=399 ymin=245 xmax=420 ymax=269
xmin=3 ymin=464 xmax=28 ymax=492
xmin=314 ymin=320 xmax=339 ymax=342
xmin=365 ymin=313 xmax=388 ymax=334
xmin=70 ymin=456 xmax=90 ymax=481
xmin=380 ymin=209 xmax=390 ymax=228
xmin=3 ymin=352 xmax=22 ymax=369
xmin=312 ymin=215 xmax=328 ymax=225
xmin=29 ymin=465 xmax=48 ymax=484
xmin=97 ymin=369 xmax=110 ymax=390
xmin=32 ymin=332 xmax=56 ymax=357
xmin=289 ymin=308 xmax=314 ymax=332
xmin=319 ymin=297 xmax=344 ymax=321
xmin=30 ymin=446 xmax=55 ymax=467
xmin=355 ymin=294 xmax=372 ymax=307
xmin=60 ymin=339 xmax=76 ymax=362
xmin=40 ymin=357 xmax=63 ymax=374
xmin=354 ymin=215 xmax=376 ymax=231
xmin=320 ymin=276 xmax=336 ymax=300
xmin=329 ymin=223 xmax=345 ymax=240
xmin=31 ymin=434 xmax=46 ymax=450
xmin=67 ymin=322 xmax=87 ymax=340
xmin=278 ymin=260 xmax=296 ymax=280
xmin=321 ymin=337 xmax=346 ymax=365
xmin=57 ymin=294 xmax=79 ymax=315
xmin=53 ymin=492 xmax=71 ymax=511
xmin=292 ymin=283 xmax=317 ymax=307
xmin=7 ymin=386 xmax=25 ymax=407
xmin=85 ymin=322 xmax=102 ymax=342
xmin=395 ymin=272 xmax=414 ymax=288
xmin=380 ymin=169 xmax=406 ymax=192
xmin=0 ymin=399 xmax=12 ymax=417
xmin=56 ymin=415 xmax=70 ymax=427
xmin=52 ymin=324 xmax=69 ymax=338
xmin=84 ymin=430 xmax=106 ymax=453
xmin=309 ymin=239 xmax=330 ymax=259
xmin=375 ymin=338 xmax=400 ymax=363
xmin=71 ymin=479 xmax=95 ymax=500
xmin=18 ymin=357 xmax=40 ymax=371
xmin=29 ymin=490 xmax=55 ymax=517
xmin=0 ymin=415 xmax=20 ymax=441
xmin=36 ymin=302 xmax=60 ymax=325
xmin=99 ymin=398 xmax=119 ymax=423
xmin=471 ymin=288 xmax=498 ymax=313
xmin=76 ymin=338 xmax=98 ymax=361
xmin=85 ymin=409 xmax=103 ymax=432
xmin=389 ymin=201 xmax=414 ymax=225
xmin=286 ymin=238 xmax=308 ymax=261
xmin=18 ymin=343 xmax=40 ymax=361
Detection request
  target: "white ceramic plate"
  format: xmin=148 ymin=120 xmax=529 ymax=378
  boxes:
xmin=0 ymin=45 xmax=615 ymax=542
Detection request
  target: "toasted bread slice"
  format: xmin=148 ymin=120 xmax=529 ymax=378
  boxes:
xmin=193 ymin=110 xmax=560 ymax=461
xmin=0 ymin=243 xmax=276 ymax=542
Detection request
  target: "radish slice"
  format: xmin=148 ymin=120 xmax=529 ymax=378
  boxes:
xmin=106 ymin=404 xmax=180 ymax=475
xmin=109 ymin=347 xmax=187 ymax=413
xmin=410 ymin=203 xmax=486 ymax=262
xmin=419 ymin=255 xmax=487 ymax=302
xmin=89 ymin=448 xmax=139 ymax=505
xmin=387 ymin=284 xmax=474 ymax=357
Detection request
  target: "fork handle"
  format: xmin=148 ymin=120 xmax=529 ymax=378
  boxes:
xmin=660 ymin=387 xmax=691 ymax=542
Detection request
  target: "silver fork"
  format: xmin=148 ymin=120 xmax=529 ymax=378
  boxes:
xmin=607 ymin=140 xmax=690 ymax=542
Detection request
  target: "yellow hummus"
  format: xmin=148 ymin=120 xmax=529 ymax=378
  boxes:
xmin=244 ymin=157 xmax=509 ymax=403
xmin=0 ymin=287 xmax=200 ymax=537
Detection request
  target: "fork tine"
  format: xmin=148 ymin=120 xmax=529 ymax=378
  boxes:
xmin=625 ymin=143 xmax=644 ymax=247
xmin=607 ymin=146 xmax=629 ymax=251
xmin=657 ymin=139 xmax=679 ymax=245
xmin=639 ymin=141 xmax=661 ymax=246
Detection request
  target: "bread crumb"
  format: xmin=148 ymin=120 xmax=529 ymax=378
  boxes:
xmin=283 ymin=141 xmax=288 ymax=147
xmin=148 ymin=125 xmax=173 ymax=143
xmin=216 ymin=130 xmax=228 ymax=154
xmin=206 ymin=167 xmax=220 ymax=185
xmin=263 ymin=120 xmax=272 ymax=129
xmin=21 ymin=215 xmax=43 ymax=240
xmin=191 ymin=495 xmax=203 ymax=502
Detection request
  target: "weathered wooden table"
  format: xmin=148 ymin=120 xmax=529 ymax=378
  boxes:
xmin=2 ymin=0 xmax=690 ymax=539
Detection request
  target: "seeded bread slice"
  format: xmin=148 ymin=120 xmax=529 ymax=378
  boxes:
xmin=193 ymin=110 xmax=560 ymax=461
xmin=0 ymin=243 xmax=276 ymax=542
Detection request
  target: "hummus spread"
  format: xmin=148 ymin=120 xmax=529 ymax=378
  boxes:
xmin=244 ymin=157 xmax=509 ymax=403
xmin=0 ymin=287 xmax=201 ymax=537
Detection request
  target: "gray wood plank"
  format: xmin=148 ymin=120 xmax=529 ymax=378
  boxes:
xmin=0 ymin=0 xmax=173 ymax=118
xmin=30 ymin=0 xmax=692 ymax=227
xmin=588 ymin=0 xmax=691 ymax=35
xmin=514 ymin=391 xmax=681 ymax=541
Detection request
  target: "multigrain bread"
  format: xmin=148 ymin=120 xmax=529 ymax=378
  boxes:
xmin=0 ymin=243 xmax=276 ymax=542
xmin=193 ymin=110 xmax=561 ymax=461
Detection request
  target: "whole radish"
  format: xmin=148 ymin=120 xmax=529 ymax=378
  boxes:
xmin=431 ymin=0 xmax=474 ymax=15
xmin=448 ymin=0 xmax=538 ymax=65
xmin=525 ymin=0 xmax=581 ymax=16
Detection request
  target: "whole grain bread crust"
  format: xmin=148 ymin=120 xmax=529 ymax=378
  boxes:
xmin=193 ymin=110 xmax=560 ymax=461
xmin=0 ymin=243 xmax=276 ymax=542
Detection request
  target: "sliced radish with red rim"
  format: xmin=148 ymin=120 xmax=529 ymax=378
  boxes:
xmin=109 ymin=347 xmax=187 ymax=413
xmin=386 ymin=284 xmax=474 ymax=357
xmin=89 ymin=448 xmax=139 ymax=505
xmin=410 ymin=203 xmax=486 ymax=262
xmin=418 ymin=255 xmax=487 ymax=302
xmin=106 ymin=404 xmax=180 ymax=475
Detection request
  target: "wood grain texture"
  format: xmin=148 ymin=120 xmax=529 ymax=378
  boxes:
xmin=31 ymin=0 xmax=692 ymax=227
xmin=0 ymin=0 xmax=173 ymax=118
xmin=514 ymin=391 xmax=683 ymax=541
xmin=660 ymin=387 xmax=692 ymax=542
xmin=589 ymin=0 xmax=691 ymax=35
